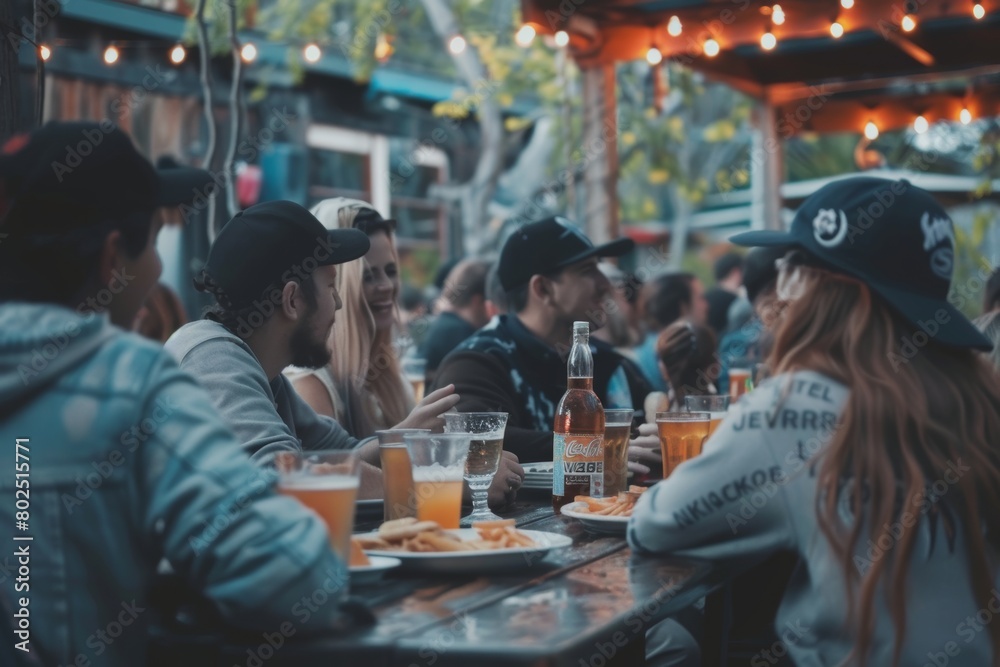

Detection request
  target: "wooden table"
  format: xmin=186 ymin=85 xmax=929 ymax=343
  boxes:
xmin=150 ymin=496 xmax=717 ymax=667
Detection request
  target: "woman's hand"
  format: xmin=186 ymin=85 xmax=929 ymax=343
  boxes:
xmin=627 ymin=422 xmax=662 ymax=476
xmin=392 ymin=384 xmax=461 ymax=432
xmin=487 ymin=451 xmax=524 ymax=509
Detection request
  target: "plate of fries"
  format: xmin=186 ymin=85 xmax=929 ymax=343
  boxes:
xmin=354 ymin=518 xmax=572 ymax=573
xmin=560 ymin=487 xmax=648 ymax=535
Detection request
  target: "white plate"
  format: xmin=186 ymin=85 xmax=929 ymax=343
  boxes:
xmin=349 ymin=555 xmax=401 ymax=585
xmin=357 ymin=529 xmax=572 ymax=573
xmin=560 ymin=501 xmax=630 ymax=535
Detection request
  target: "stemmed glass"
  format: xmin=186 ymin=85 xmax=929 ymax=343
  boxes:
xmin=442 ymin=412 xmax=509 ymax=526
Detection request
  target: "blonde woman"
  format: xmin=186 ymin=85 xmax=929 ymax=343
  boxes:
xmin=292 ymin=198 xmax=455 ymax=436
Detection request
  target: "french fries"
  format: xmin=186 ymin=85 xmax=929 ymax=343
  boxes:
xmin=572 ymin=486 xmax=647 ymax=517
xmin=355 ymin=517 xmax=537 ymax=553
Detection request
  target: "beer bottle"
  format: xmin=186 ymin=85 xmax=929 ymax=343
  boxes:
xmin=553 ymin=321 xmax=605 ymax=511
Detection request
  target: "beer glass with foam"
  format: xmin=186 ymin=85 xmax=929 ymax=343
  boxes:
xmin=376 ymin=429 xmax=429 ymax=522
xmin=443 ymin=412 xmax=509 ymax=526
xmin=403 ymin=432 xmax=471 ymax=529
xmin=603 ymin=409 xmax=634 ymax=496
xmin=654 ymin=412 xmax=710 ymax=478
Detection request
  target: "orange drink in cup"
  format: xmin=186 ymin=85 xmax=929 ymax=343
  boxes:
xmin=655 ymin=412 xmax=710 ymax=478
xmin=404 ymin=432 xmax=471 ymax=530
xmin=684 ymin=395 xmax=730 ymax=437
xmin=276 ymin=450 xmax=360 ymax=568
xmin=376 ymin=429 xmax=429 ymax=522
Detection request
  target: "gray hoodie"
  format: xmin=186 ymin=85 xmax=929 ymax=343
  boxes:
xmin=629 ymin=370 xmax=997 ymax=666
xmin=165 ymin=320 xmax=362 ymax=464
xmin=1 ymin=303 xmax=354 ymax=666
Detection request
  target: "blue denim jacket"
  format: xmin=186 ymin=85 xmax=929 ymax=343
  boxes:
xmin=0 ymin=304 xmax=350 ymax=666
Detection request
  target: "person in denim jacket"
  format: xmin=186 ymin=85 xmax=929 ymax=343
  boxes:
xmin=0 ymin=123 xmax=367 ymax=667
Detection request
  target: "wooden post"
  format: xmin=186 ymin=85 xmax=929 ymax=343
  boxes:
xmin=750 ymin=98 xmax=784 ymax=231
xmin=581 ymin=64 xmax=618 ymax=244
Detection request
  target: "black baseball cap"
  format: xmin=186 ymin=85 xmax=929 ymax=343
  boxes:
xmin=741 ymin=246 xmax=787 ymax=303
xmin=0 ymin=121 xmax=213 ymax=231
xmin=203 ymin=200 xmax=370 ymax=308
xmin=730 ymin=176 xmax=991 ymax=351
xmin=498 ymin=216 xmax=635 ymax=291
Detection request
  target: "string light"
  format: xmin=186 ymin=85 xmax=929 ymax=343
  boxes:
xmin=374 ymin=33 xmax=393 ymax=62
xmin=240 ymin=43 xmax=257 ymax=62
xmin=515 ymin=24 xmax=536 ymax=47
xmin=554 ymin=30 xmax=569 ymax=47
xmin=960 ymin=107 xmax=972 ymax=124
xmin=39 ymin=44 xmax=51 ymax=61
xmin=771 ymin=4 xmax=786 ymax=25
xmin=667 ymin=16 xmax=683 ymax=37
xmin=913 ymin=115 xmax=929 ymax=134
xmin=169 ymin=44 xmax=185 ymax=64
xmin=703 ymin=38 xmax=720 ymax=57
xmin=646 ymin=47 xmax=663 ymax=65
xmin=973 ymin=3 xmax=986 ymax=19
xmin=303 ymin=43 xmax=321 ymax=62
xmin=864 ymin=121 xmax=879 ymax=140
xmin=901 ymin=14 xmax=917 ymax=31
xmin=830 ymin=21 xmax=844 ymax=38
xmin=448 ymin=35 xmax=467 ymax=53
xmin=103 ymin=45 xmax=119 ymax=65
xmin=761 ymin=31 xmax=777 ymax=50
xmin=841 ymin=0 xmax=854 ymax=7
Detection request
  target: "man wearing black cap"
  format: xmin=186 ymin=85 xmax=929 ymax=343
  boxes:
xmin=0 ymin=123 xmax=368 ymax=667
xmin=164 ymin=201 xmax=382 ymax=476
xmin=430 ymin=216 xmax=651 ymax=462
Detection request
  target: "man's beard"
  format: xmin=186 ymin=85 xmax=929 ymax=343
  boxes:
xmin=289 ymin=312 xmax=332 ymax=369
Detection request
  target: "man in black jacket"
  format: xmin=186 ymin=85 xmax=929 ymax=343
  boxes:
xmin=431 ymin=217 xmax=651 ymax=462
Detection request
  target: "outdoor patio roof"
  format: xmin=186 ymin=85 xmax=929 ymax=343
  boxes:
xmin=522 ymin=0 xmax=1000 ymax=132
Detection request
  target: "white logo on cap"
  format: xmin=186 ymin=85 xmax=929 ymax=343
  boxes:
xmin=921 ymin=212 xmax=954 ymax=279
xmin=813 ymin=208 xmax=848 ymax=248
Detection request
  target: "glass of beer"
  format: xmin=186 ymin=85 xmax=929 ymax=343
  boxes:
xmin=655 ymin=412 xmax=710 ymax=479
xmin=376 ymin=429 xmax=429 ymax=522
xmin=443 ymin=412 xmax=509 ymax=525
xmin=729 ymin=358 xmax=752 ymax=403
xmin=603 ymin=409 xmax=634 ymax=497
xmin=403 ymin=432 xmax=471 ymax=529
xmin=684 ymin=396 xmax=730 ymax=437
xmin=402 ymin=357 xmax=427 ymax=402
xmin=275 ymin=450 xmax=360 ymax=569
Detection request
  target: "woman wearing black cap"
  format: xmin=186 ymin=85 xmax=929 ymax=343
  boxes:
xmin=629 ymin=177 xmax=1000 ymax=666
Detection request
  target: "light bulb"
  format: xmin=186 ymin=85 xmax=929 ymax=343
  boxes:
xmin=169 ymin=44 xmax=185 ymax=64
xmin=973 ymin=3 xmax=986 ymax=19
xmin=646 ymin=47 xmax=663 ymax=65
xmin=554 ymin=31 xmax=569 ymax=47
xmin=103 ymin=45 xmax=119 ymax=65
xmin=864 ymin=121 xmax=879 ymax=141
xmin=914 ymin=115 xmax=929 ymax=134
xmin=902 ymin=14 xmax=917 ymax=31
xmin=703 ymin=38 xmax=720 ymax=57
xmin=515 ymin=24 xmax=536 ymax=47
xmin=667 ymin=16 xmax=683 ymax=37
xmin=39 ymin=45 xmax=51 ymax=61
xmin=960 ymin=107 xmax=972 ymax=125
xmin=240 ymin=43 xmax=257 ymax=62
xmin=841 ymin=0 xmax=854 ymax=7
xmin=761 ymin=32 xmax=777 ymax=50
xmin=303 ymin=43 xmax=321 ymax=63
xmin=449 ymin=35 xmax=466 ymax=53
xmin=830 ymin=22 xmax=844 ymax=38
xmin=772 ymin=4 xmax=785 ymax=25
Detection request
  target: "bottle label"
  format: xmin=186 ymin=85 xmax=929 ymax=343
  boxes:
xmin=553 ymin=433 xmax=604 ymax=497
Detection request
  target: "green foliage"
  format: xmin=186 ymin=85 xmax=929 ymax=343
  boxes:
xmin=183 ymin=0 xmax=257 ymax=55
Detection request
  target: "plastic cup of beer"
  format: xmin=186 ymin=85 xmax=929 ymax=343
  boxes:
xmin=402 ymin=357 xmax=427 ymax=402
xmin=729 ymin=358 xmax=752 ymax=403
xmin=684 ymin=395 xmax=730 ymax=437
xmin=603 ymin=409 xmax=634 ymax=497
xmin=403 ymin=432 xmax=471 ymax=529
xmin=275 ymin=450 xmax=360 ymax=569
xmin=376 ymin=429 xmax=430 ymax=522
xmin=654 ymin=412 xmax=710 ymax=479
xmin=443 ymin=412 xmax=509 ymax=526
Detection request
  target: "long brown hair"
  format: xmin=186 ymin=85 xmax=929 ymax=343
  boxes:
xmin=769 ymin=267 xmax=1000 ymax=666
